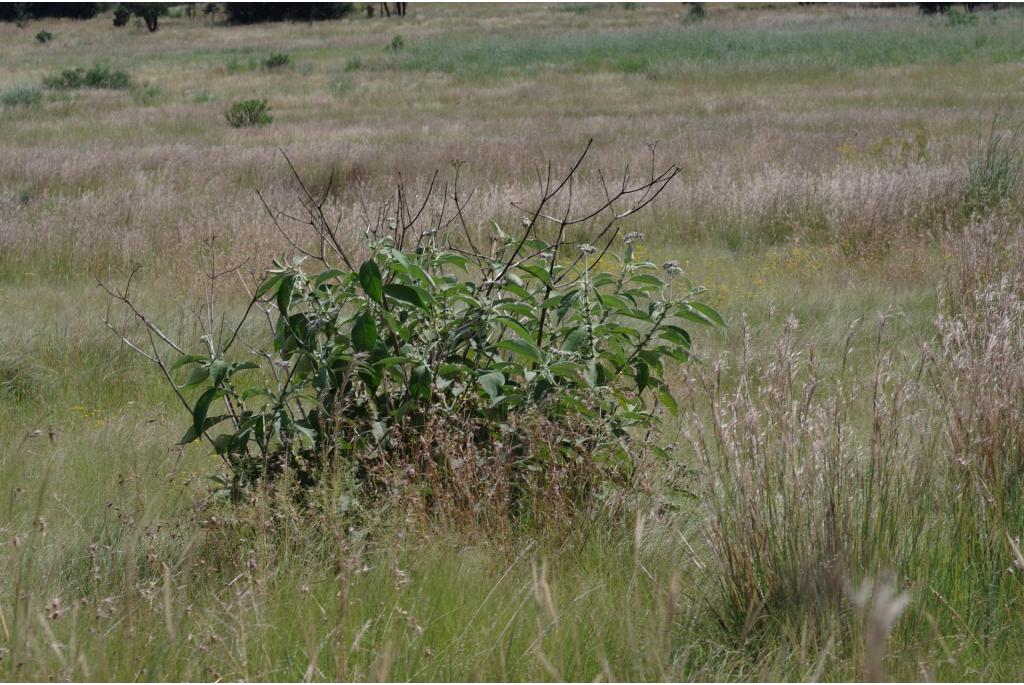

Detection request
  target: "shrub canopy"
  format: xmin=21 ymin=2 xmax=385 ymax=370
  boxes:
xmin=225 ymin=3 xmax=354 ymax=24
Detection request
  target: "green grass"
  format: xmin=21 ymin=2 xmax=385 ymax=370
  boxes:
xmin=388 ymin=17 xmax=1024 ymax=77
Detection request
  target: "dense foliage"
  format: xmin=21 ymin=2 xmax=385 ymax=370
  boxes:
xmin=225 ymin=3 xmax=354 ymax=24
xmin=0 ymin=3 xmax=99 ymax=22
xmin=166 ymin=221 xmax=720 ymax=503
xmin=42 ymin=64 xmax=133 ymax=90
xmin=224 ymin=99 xmax=272 ymax=127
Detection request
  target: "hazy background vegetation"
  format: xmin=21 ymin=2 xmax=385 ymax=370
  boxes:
xmin=2 ymin=2 xmax=1024 ymax=680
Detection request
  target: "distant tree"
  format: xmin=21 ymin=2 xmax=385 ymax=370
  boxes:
xmin=918 ymin=3 xmax=951 ymax=14
xmin=112 ymin=6 xmax=131 ymax=26
xmin=225 ymin=3 xmax=354 ymax=23
xmin=378 ymin=3 xmax=407 ymax=18
xmin=110 ymin=3 xmax=167 ymax=31
xmin=0 ymin=3 xmax=100 ymax=22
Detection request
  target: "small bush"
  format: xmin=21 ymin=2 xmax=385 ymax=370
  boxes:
xmin=0 ymin=85 xmax=43 ymax=107
xmin=112 ymin=6 xmax=130 ymax=25
xmin=946 ymin=7 xmax=978 ymax=26
xmin=344 ymin=55 xmax=363 ymax=72
xmin=388 ymin=34 xmax=405 ymax=52
xmin=224 ymin=99 xmax=272 ymax=127
xmin=686 ymin=2 xmax=705 ymax=22
xmin=131 ymin=83 xmax=164 ymax=106
xmin=106 ymin=149 xmax=717 ymax=514
xmin=43 ymin=64 xmax=134 ymax=90
xmin=35 ymin=30 xmax=53 ymax=43
xmin=262 ymin=51 xmax=292 ymax=69
xmin=962 ymin=118 xmax=1022 ymax=218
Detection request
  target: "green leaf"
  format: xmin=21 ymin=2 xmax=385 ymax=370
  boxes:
xmin=658 ymin=388 xmax=678 ymax=416
xmin=210 ymin=359 xmax=229 ymax=387
xmin=497 ymin=339 xmax=542 ymax=364
xmin=687 ymin=301 xmax=726 ymax=327
xmin=192 ymin=387 xmax=221 ymax=438
xmin=182 ymin=365 xmax=209 ymax=388
xmin=311 ymin=268 xmax=345 ymax=287
xmin=630 ymin=274 xmax=664 ymax=287
xmin=478 ymin=371 xmax=505 ymax=399
xmin=351 ymin=312 xmax=377 ymax=352
xmin=562 ymin=327 xmax=588 ymax=353
xmin=584 ymin=359 xmax=607 ymax=388
xmin=633 ymin=359 xmax=650 ymax=392
xmin=410 ymin=364 xmax=432 ymax=400
xmin=358 ymin=259 xmax=384 ymax=304
xmin=255 ymin=272 xmax=284 ymax=299
xmin=384 ymin=283 xmax=430 ymax=310
xmin=495 ymin=316 xmax=534 ymax=343
xmin=276 ymin=274 xmax=295 ymax=317
xmin=171 ymin=354 xmax=208 ymax=371
xmin=659 ymin=325 xmax=692 ymax=348
xmin=389 ymin=249 xmax=411 ymax=270
xmin=517 ymin=263 xmax=551 ymax=284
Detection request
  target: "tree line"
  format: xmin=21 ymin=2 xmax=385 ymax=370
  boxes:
xmin=1 ymin=3 xmax=411 ymax=30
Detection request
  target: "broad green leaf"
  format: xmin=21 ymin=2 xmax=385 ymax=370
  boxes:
xmin=311 ymin=268 xmax=345 ymax=287
xmin=255 ymin=272 xmax=284 ymax=299
xmin=351 ymin=312 xmax=377 ymax=352
xmin=384 ymin=283 xmax=430 ymax=310
xmin=358 ymin=259 xmax=384 ymax=303
xmin=687 ymin=301 xmax=726 ymax=327
xmin=171 ymin=354 xmax=208 ymax=371
xmin=658 ymin=388 xmax=678 ymax=416
xmin=497 ymin=339 xmax=542 ymax=364
xmin=478 ymin=371 xmax=505 ymax=399
xmin=630 ymin=274 xmax=665 ymax=287
xmin=562 ymin=327 xmax=588 ymax=353
xmin=584 ymin=359 xmax=606 ymax=388
xmin=192 ymin=387 xmax=222 ymax=438
xmin=495 ymin=316 xmax=534 ymax=343
xmin=182 ymin=365 xmax=209 ymax=388
xmin=633 ymin=359 xmax=650 ymax=392
xmin=276 ymin=274 xmax=295 ymax=317
xmin=210 ymin=359 xmax=229 ymax=387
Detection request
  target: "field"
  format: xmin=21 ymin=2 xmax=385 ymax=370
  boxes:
xmin=3 ymin=2 xmax=1024 ymax=680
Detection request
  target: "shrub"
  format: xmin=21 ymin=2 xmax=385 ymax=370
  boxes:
xmin=224 ymin=99 xmax=272 ymax=127
xmin=105 ymin=147 xmax=719 ymax=511
xmin=946 ymin=7 xmax=978 ymax=26
xmin=112 ymin=6 xmax=130 ymax=26
xmin=962 ymin=117 xmax=1022 ymax=218
xmin=686 ymin=3 xmax=705 ymax=22
xmin=0 ymin=85 xmax=43 ymax=107
xmin=388 ymin=34 xmax=405 ymax=51
xmin=344 ymin=56 xmax=363 ymax=72
xmin=263 ymin=51 xmax=292 ymax=69
xmin=131 ymin=83 xmax=164 ymax=106
xmin=42 ymin=64 xmax=134 ymax=90
xmin=34 ymin=30 xmax=53 ymax=44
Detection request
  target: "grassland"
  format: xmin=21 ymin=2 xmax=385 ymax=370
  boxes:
xmin=2 ymin=3 xmax=1024 ymax=680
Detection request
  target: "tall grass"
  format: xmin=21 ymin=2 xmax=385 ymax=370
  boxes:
xmin=692 ymin=214 xmax=1024 ymax=679
xmin=962 ymin=118 xmax=1023 ymax=218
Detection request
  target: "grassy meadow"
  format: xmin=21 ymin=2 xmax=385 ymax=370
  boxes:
xmin=3 ymin=2 xmax=1024 ymax=680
